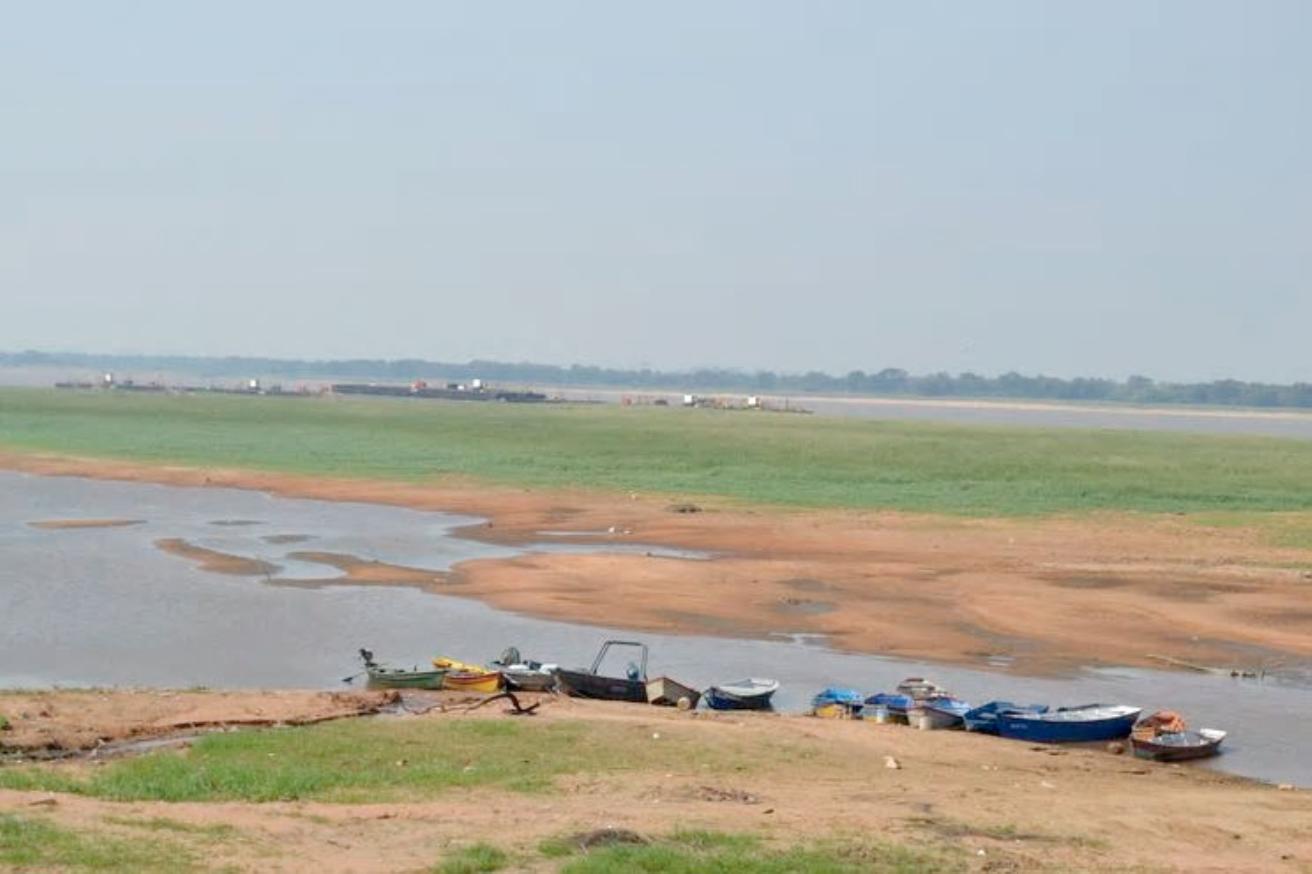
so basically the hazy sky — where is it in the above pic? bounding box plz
[3,2,1308,381]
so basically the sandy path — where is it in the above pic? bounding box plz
[4,451,1311,675]
[1,692,1309,872]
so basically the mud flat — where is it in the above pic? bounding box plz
[5,452,1311,677]
[28,518,144,530]
[0,689,1308,872]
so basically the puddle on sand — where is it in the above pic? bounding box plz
[2,470,1312,788]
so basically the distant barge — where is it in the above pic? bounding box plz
[331,382,547,403]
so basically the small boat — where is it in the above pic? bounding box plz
[864,692,914,723]
[909,695,972,730]
[704,678,779,711]
[358,649,445,690]
[811,687,864,719]
[646,676,701,709]
[896,677,947,699]
[555,640,649,703]
[864,678,946,723]
[501,667,558,692]
[432,656,502,693]
[443,670,502,693]
[963,701,1049,734]
[1131,711,1226,762]
[490,646,558,692]
[995,704,1141,743]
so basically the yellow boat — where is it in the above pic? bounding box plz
[443,670,501,692]
[433,656,482,672]
[432,656,501,693]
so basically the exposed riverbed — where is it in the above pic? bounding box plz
[2,471,1309,787]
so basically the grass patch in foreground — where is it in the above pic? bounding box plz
[4,387,1312,514]
[0,716,778,803]
[0,813,196,871]
[434,842,510,873]
[544,829,963,873]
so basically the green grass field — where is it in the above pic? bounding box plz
[2,388,1312,514]
[0,716,804,803]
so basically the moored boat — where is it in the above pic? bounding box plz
[358,649,446,690]
[994,704,1141,743]
[442,670,502,693]
[864,692,914,723]
[865,678,947,723]
[1131,711,1226,762]
[963,701,1048,734]
[490,646,558,692]
[646,676,702,708]
[910,695,972,730]
[704,678,779,711]
[555,640,649,703]
[811,687,864,719]
[501,668,558,692]
[896,677,947,699]
[432,655,502,692]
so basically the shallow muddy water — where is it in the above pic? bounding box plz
[2,472,1310,787]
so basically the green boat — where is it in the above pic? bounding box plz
[359,648,446,690]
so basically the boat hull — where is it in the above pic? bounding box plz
[963,702,1048,734]
[443,671,502,693]
[502,670,557,692]
[704,687,776,711]
[366,668,445,690]
[910,702,969,730]
[556,668,647,702]
[1132,730,1225,762]
[996,706,1141,743]
[646,676,701,708]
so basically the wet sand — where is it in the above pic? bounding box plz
[0,689,1308,872]
[4,451,1312,676]
[28,518,145,530]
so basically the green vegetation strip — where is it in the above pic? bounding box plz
[4,388,1312,514]
[0,718,788,803]
[534,830,961,874]
[0,814,197,871]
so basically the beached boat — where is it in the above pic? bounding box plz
[811,687,864,718]
[864,692,913,723]
[909,695,972,729]
[646,676,701,708]
[431,656,502,693]
[896,677,947,699]
[1131,711,1226,762]
[489,647,559,692]
[358,649,445,690]
[555,640,649,703]
[962,701,1049,734]
[442,670,502,693]
[704,678,779,711]
[865,678,947,723]
[994,704,1141,743]
[501,667,558,692]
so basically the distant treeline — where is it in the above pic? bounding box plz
[5,350,1312,410]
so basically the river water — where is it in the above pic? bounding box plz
[2,471,1309,787]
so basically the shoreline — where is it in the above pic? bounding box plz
[0,688,1308,872]
[4,450,1312,678]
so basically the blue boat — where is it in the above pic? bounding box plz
[704,678,779,711]
[812,687,864,717]
[963,701,1049,734]
[994,704,1141,743]
[912,695,973,729]
[865,691,913,711]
